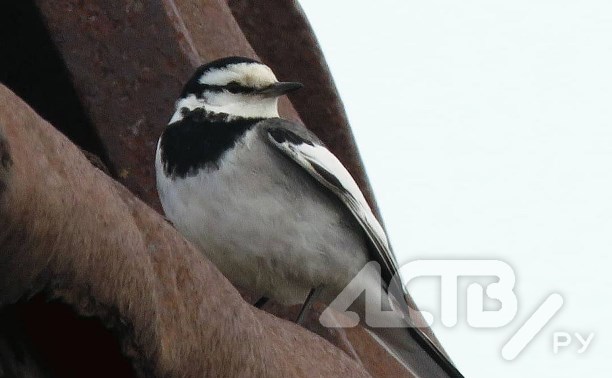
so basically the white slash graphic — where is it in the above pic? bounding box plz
[501,293,564,360]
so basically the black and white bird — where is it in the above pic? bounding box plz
[155,56,462,378]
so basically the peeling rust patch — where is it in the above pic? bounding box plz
[0,138,12,170]
[0,131,12,193]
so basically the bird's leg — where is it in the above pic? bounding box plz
[254,296,269,309]
[296,287,320,325]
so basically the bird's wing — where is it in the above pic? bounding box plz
[263,120,400,286]
[263,119,463,378]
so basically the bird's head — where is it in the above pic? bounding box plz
[170,57,302,123]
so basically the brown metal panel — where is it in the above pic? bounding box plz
[0,83,371,377]
[33,0,198,211]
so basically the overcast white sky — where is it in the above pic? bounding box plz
[300,1,611,377]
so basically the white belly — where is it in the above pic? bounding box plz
[155,130,369,305]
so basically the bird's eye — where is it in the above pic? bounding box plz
[224,81,256,94]
[225,81,244,93]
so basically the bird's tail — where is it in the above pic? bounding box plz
[343,274,464,378]
[321,264,463,377]
[360,277,464,378]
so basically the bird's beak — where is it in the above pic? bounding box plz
[256,82,303,98]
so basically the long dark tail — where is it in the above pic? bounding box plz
[321,263,464,376]
[356,275,465,378]
[366,276,464,378]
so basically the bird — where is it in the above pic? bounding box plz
[155,56,463,378]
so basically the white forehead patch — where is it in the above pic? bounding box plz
[198,63,278,88]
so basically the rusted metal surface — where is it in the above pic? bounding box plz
[34,0,197,211]
[260,301,411,377]
[0,84,371,377]
[0,1,110,167]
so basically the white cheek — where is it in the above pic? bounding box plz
[250,97,279,117]
[245,97,279,118]
[203,91,236,107]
